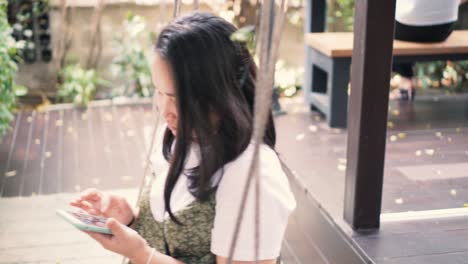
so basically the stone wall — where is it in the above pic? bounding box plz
[15,2,304,98]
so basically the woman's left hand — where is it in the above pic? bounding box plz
[83,218,153,262]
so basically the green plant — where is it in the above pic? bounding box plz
[33,0,49,17]
[327,0,355,32]
[230,24,256,53]
[58,63,108,107]
[445,61,468,92]
[0,0,27,137]
[230,20,304,98]
[110,12,153,98]
[274,60,304,97]
[415,60,468,92]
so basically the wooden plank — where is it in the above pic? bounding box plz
[21,111,46,196]
[305,32,356,57]
[343,0,396,230]
[282,208,327,264]
[89,107,113,189]
[2,111,33,197]
[387,96,468,130]
[354,218,468,261]
[18,111,37,196]
[286,170,369,263]
[37,111,51,195]
[128,105,147,161]
[97,106,125,189]
[0,120,15,181]
[120,105,143,187]
[0,113,23,197]
[384,129,468,168]
[126,106,147,181]
[110,105,137,189]
[305,31,468,57]
[141,105,156,151]
[56,110,65,193]
[84,108,99,189]
[0,191,124,263]
[40,110,61,194]
[61,109,80,193]
[75,109,94,193]
[377,251,468,264]
[133,105,151,155]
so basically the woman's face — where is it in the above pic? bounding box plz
[152,53,178,136]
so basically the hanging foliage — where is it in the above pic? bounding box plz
[110,12,154,98]
[0,0,28,138]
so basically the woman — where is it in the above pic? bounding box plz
[391,0,468,100]
[70,12,296,264]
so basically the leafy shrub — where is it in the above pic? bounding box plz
[110,12,153,98]
[416,60,468,92]
[0,0,27,137]
[58,64,108,107]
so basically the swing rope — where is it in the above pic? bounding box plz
[226,0,288,263]
[173,0,181,18]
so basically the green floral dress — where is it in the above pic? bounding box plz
[127,177,217,264]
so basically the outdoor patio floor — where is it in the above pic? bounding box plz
[0,90,467,263]
[276,90,468,216]
[275,90,468,263]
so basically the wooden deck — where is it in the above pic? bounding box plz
[276,91,468,215]
[0,99,153,197]
[1,91,468,263]
[276,91,468,263]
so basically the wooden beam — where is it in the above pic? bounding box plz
[343,0,396,230]
[303,0,326,120]
[304,31,468,58]
[304,0,326,33]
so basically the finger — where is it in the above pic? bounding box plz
[79,201,102,215]
[69,200,88,210]
[88,208,102,216]
[79,200,94,209]
[73,188,99,201]
[100,194,111,212]
[70,199,81,205]
[81,193,100,202]
[69,197,88,207]
[82,188,100,196]
[80,189,102,201]
[69,200,93,211]
[69,200,81,207]
[106,218,127,238]
[69,201,102,216]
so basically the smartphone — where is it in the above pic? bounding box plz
[56,209,113,235]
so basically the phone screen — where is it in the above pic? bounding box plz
[68,210,108,227]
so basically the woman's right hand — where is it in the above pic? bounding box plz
[69,188,135,226]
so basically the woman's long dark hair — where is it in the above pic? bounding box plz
[155,12,276,224]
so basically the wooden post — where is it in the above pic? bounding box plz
[304,0,326,33]
[86,0,105,69]
[343,0,396,230]
[303,0,326,114]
